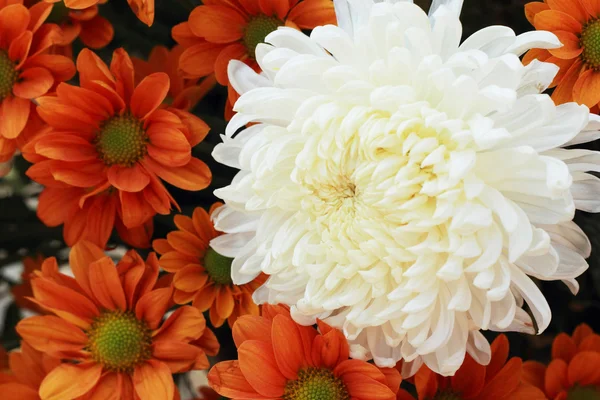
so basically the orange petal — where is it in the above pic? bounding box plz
[510,383,548,400]
[64,0,100,8]
[313,320,349,369]
[167,230,206,258]
[156,250,197,272]
[27,1,52,32]
[39,363,103,400]
[188,5,246,43]
[107,164,151,192]
[130,72,169,120]
[0,96,30,139]
[153,306,206,343]
[146,126,192,167]
[534,10,583,33]
[522,361,546,391]
[142,174,174,215]
[335,360,396,400]
[34,133,98,162]
[168,108,210,147]
[552,58,582,105]
[8,30,32,68]
[451,354,485,397]
[69,240,105,298]
[207,360,264,399]
[56,83,114,119]
[135,286,173,329]
[178,42,224,78]
[151,341,203,373]
[232,314,272,348]
[118,190,155,228]
[77,48,115,89]
[63,205,89,247]
[35,96,100,134]
[173,213,196,235]
[238,340,287,397]
[547,56,577,87]
[192,285,218,312]
[287,0,336,28]
[552,333,577,363]
[110,48,135,104]
[82,371,121,400]
[547,0,589,22]
[193,326,220,356]
[525,2,550,25]
[0,382,39,400]
[573,323,594,346]
[89,256,127,311]
[13,67,54,99]
[79,15,114,49]
[31,275,100,321]
[16,315,87,357]
[0,4,29,49]
[36,186,80,226]
[573,68,600,107]
[213,43,247,85]
[133,360,174,400]
[544,359,569,399]
[84,192,117,248]
[549,30,583,59]
[127,0,155,26]
[24,54,76,83]
[171,22,199,48]
[478,357,523,399]
[216,286,235,319]
[116,217,153,248]
[580,0,600,18]
[579,334,600,353]
[271,313,307,380]
[173,264,209,292]
[568,351,600,386]
[142,156,211,191]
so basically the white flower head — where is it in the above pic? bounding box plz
[211,0,600,376]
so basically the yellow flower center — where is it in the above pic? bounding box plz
[581,19,600,69]
[0,50,17,101]
[283,368,350,400]
[204,246,234,285]
[568,386,600,400]
[95,114,148,166]
[86,310,152,373]
[243,15,282,60]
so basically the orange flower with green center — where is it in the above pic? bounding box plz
[172,0,336,119]
[24,48,212,249]
[132,45,217,112]
[523,324,600,400]
[15,241,219,400]
[410,334,547,400]
[208,304,402,399]
[43,0,154,26]
[524,0,600,108]
[154,204,266,328]
[0,1,75,166]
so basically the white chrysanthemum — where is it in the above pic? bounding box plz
[211,0,600,376]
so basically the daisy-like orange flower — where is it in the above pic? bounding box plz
[11,254,46,313]
[0,0,75,164]
[132,45,217,112]
[15,240,219,400]
[0,341,61,399]
[43,0,154,26]
[24,48,211,249]
[154,204,266,328]
[172,0,336,118]
[208,304,401,399]
[524,0,600,107]
[411,335,546,400]
[523,324,600,399]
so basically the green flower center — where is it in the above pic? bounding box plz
[86,311,152,373]
[283,368,350,400]
[242,15,282,60]
[432,391,462,400]
[47,2,71,24]
[568,386,600,400]
[0,50,17,101]
[581,19,600,69]
[204,247,234,285]
[95,114,148,166]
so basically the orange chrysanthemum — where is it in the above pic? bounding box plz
[523,324,600,399]
[24,48,212,249]
[0,0,75,164]
[0,341,61,399]
[132,45,217,112]
[153,204,266,328]
[15,240,219,400]
[43,0,154,26]
[411,335,546,400]
[208,304,401,399]
[524,0,600,108]
[11,254,46,313]
[172,0,336,118]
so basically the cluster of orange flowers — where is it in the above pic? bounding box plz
[2,0,600,398]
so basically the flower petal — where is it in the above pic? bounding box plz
[188,5,246,43]
[107,164,151,192]
[153,306,206,343]
[13,67,54,99]
[130,72,169,120]
[238,340,287,397]
[132,360,174,400]
[207,360,265,399]
[16,315,87,357]
[142,156,211,191]
[0,96,30,139]
[39,363,103,400]
[573,68,600,108]
[89,256,127,311]
[135,286,173,330]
